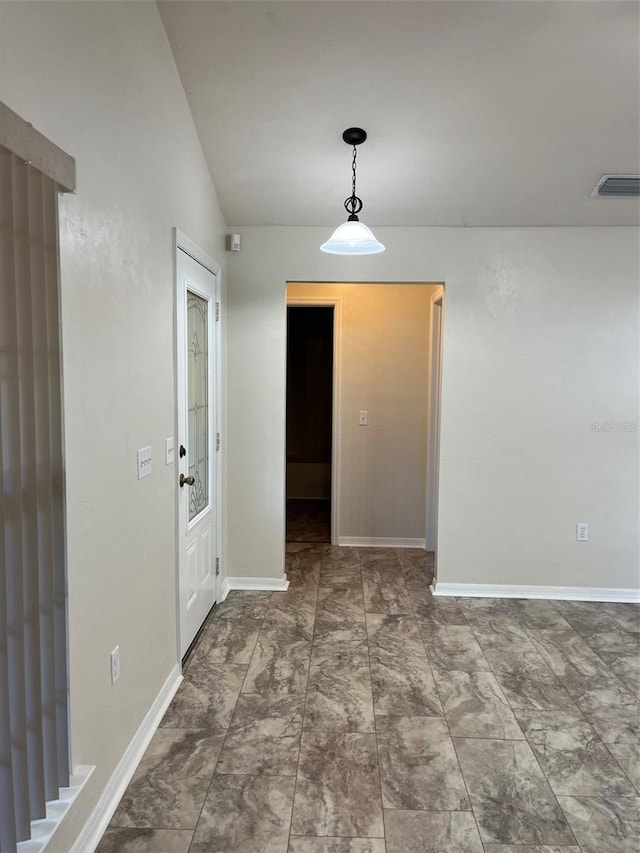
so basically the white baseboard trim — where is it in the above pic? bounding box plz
[339,537,426,549]
[433,581,640,603]
[70,664,183,853]
[220,575,289,601]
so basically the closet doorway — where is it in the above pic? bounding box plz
[286,302,339,544]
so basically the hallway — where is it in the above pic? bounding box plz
[98,546,640,852]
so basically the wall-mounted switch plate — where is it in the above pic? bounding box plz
[137,446,152,480]
[359,411,368,426]
[165,437,175,465]
[110,646,120,685]
[576,522,589,542]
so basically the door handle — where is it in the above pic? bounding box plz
[180,474,195,487]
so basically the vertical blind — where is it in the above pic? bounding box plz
[0,144,69,850]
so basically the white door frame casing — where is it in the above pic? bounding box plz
[285,293,342,546]
[173,228,223,661]
[426,285,444,562]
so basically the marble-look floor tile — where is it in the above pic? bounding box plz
[608,743,640,792]
[264,590,317,640]
[191,774,295,853]
[526,628,619,697]
[482,649,559,682]
[359,547,400,565]
[597,651,640,699]
[422,624,490,672]
[376,716,469,810]
[483,847,580,852]
[216,693,303,775]
[603,602,640,634]
[495,673,579,712]
[362,565,413,614]
[193,616,263,665]
[315,585,365,629]
[412,593,467,627]
[516,709,636,796]
[398,562,433,592]
[575,682,640,743]
[367,613,442,716]
[470,617,536,653]
[384,810,482,853]
[311,624,369,667]
[161,660,246,731]
[304,664,374,732]
[434,669,523,739]
[291,732,384,837]
[505,599,572,630]
[553,600,626,635]
[243,625,311,694]
[454,737,574,845]
[288,839,386,853]
[557,794,640,853]
[110,729,224,829]
[580,625,640,654]
[212,591,272,620]
[96,828,193,853]
[456,597,512,622]
[322,547,361,571]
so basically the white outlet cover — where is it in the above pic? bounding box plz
[576,523,589,541]
[137,446,152,480]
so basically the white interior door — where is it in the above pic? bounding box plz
[177,247,218,657]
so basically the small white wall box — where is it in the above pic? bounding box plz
[227,233,241,252]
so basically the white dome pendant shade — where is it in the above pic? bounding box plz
[320,127,385,256]
[320,219,385,255]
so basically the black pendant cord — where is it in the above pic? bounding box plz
[344,144,363,221]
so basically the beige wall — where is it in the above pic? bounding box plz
[0,2,227,849]
[288,283,436,541]
[227,227,639,592]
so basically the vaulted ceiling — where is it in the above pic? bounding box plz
[158,1,639,226]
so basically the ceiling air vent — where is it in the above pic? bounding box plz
[591,175,640,197]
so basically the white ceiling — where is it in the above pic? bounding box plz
[158,1,639,226]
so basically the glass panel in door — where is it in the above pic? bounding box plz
[187,290,209,521]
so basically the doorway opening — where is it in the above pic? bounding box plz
[286,305,334,543]
[285,282,444,591]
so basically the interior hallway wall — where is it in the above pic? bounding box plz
[0,3,227,849]
[287,283,434,542]
[226,227,639,593]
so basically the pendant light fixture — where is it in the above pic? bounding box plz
[320,127,385,255]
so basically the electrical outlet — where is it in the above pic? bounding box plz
[110,646,121,684]
[576,523,589,542]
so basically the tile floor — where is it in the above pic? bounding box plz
[98,545,640,852]
[286,499,331,543]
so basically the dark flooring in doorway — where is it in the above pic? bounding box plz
[286,498,330,543]
[97,545,640,852]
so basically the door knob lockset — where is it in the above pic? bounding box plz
[180,474,195,487]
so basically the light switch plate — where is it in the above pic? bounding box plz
[165,437,175,465]
[359,411,368,426]
[137,446,152,480]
